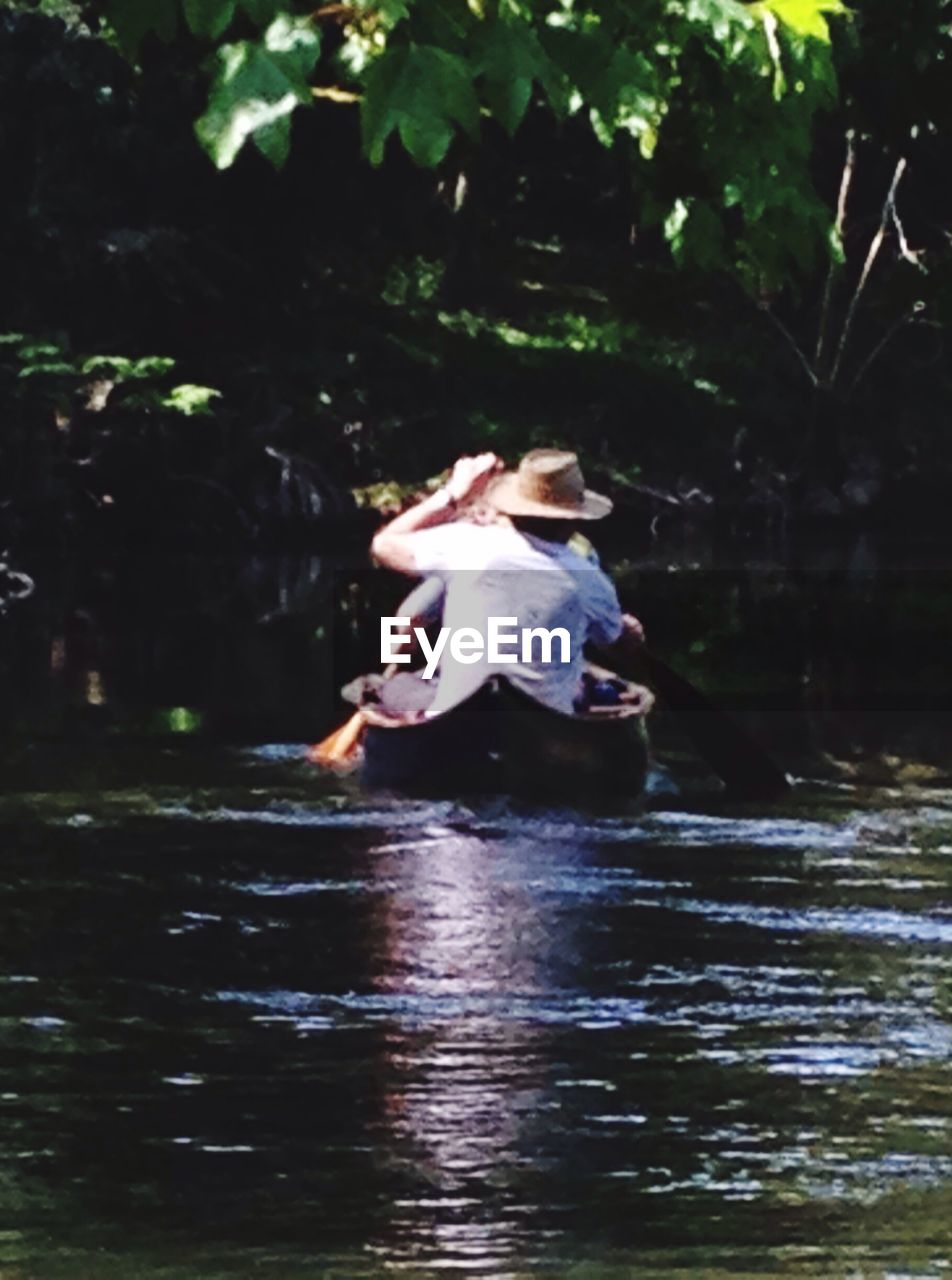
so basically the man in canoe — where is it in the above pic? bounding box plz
[370,448,646,719]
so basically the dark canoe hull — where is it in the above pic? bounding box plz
[361,680,649,798]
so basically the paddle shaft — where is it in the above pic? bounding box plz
[623,647,790,800]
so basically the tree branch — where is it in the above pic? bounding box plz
[830,154,908,386]
[761,304,819,387]
[891,199,926,271]
[814,130,855,376]
[848,306,925,397]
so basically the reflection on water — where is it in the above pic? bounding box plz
[367,831,571,1272]
[2,756,952,1275]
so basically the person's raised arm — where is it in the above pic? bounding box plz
[371,453,501,575]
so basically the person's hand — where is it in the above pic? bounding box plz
[621,613,645,647]
[445,453,501,505]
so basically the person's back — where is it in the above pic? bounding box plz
[371,449,644,717]
[404,519,621,715]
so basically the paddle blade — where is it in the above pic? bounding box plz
[635,649,790,800]
[309,711,366,767]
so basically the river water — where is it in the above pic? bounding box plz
[2,546,951,1277]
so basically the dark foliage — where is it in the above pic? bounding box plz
[1,5,952,550]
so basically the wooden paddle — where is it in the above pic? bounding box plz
[308,707,366,767]
[628,646,790,800]
[309,662,399,768]
[311,576,447,768]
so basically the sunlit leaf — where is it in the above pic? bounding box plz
[18,341,66,359]
[82,355,176,379]
[195,14,321,168]
[18,362,77,379]
[589,48,663,153]
[685,0,756,45]
[758,0,847,41]
[163,384,222,415]
[664,198,691,262]
[827,222,846,265]
[156,707,204,734]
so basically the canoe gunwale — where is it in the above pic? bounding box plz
[353,672,653,732]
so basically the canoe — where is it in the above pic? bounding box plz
[342,669,652,797]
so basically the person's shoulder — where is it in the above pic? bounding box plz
[561,543,618,600]
[557,541,604,572]
[463,520,526,552]
[412,519,505,572]
[411,520,483,547]
[451,520,509,552]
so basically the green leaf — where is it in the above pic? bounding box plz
[474,20,559,136]
[195,14,321,169]
[581,43,665,153]
[163,384,222,415]
[827,222,846,265]
[81,355,176,379]
[183,0,236,39]
[664,197,728,270]
[355,0,410,26]
[238,0,281,23]
[540,26,612,105]
[18,341,66,359]
[248,114,292,166]
[685,201,727,270]
[155,706,204,734]
[18,362,77,379]
[541,27,666,145]
[397,112,456,168]
[685,0,756,45]
[757,0,846,41]
[104,0,177,55]
[361,44,480,168]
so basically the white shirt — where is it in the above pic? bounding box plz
[403,522,623,717]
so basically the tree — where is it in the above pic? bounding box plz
[87,0,846,286]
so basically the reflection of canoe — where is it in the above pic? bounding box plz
[347,671,652,797]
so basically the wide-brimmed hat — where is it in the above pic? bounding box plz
[488,449,612,521]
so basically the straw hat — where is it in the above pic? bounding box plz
[488,449,612,521]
